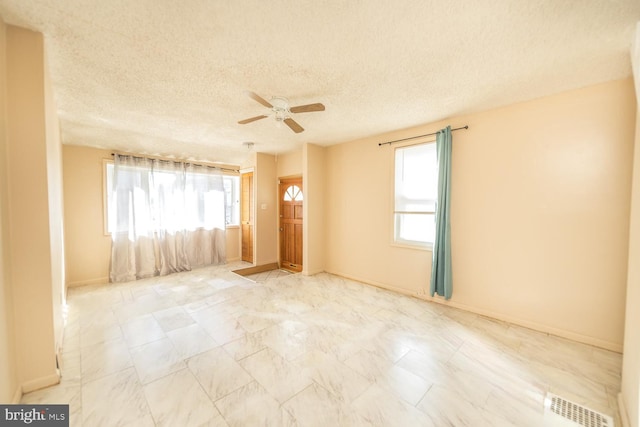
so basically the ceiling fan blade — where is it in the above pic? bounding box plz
[248,91,273,108]
[238,115,268,124]
[284,118,304,133]
[289,103,325,114]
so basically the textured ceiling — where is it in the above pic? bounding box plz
[0,1,639,165]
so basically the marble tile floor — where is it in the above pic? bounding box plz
[21,262,622,426]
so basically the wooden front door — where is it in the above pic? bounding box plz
[279,178,303,272]
[241,172,254,263]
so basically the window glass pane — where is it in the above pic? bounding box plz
[106,163,115,233]
[395,143,437,212]
[223,176,240,226]
[284,185,303,202]
[395,213,435,244]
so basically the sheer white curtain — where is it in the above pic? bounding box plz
[109,155,226,283]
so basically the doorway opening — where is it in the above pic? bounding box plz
[241,171,254,264]
[279,178,303,272]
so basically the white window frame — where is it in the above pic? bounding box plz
[223,174,240,227]
[103,159,113,236]
[392,140,438,250]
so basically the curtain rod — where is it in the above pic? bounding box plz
[378,125,469,147]
[111,152,239,173]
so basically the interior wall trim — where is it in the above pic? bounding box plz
[618,392,631,427]
[21,370,60,394]
[67,277,109,288]
[11,386,22,404]
[302,268,324,276]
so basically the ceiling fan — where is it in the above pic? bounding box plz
[238,91,325,133]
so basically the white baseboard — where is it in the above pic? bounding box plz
[327,270,425,298]
[327,269,623,353]
[303,269,324,276]
[21,370,60,394]
[420,293,622,353]
[11,386,22,404]
[618,392,631,427]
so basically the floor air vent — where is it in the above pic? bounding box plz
[544,393,614,427]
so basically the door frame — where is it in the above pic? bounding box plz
[240,168,255,265]
[278,177,303,272]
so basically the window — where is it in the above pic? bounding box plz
[283,185,303,202]
[105,162,240,233]
[105,162,115,234]
[223,175,240,226]
[394,142,438,246]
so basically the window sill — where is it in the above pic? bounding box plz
[226,225,240,229]
[391,241,433,252]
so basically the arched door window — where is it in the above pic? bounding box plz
[283,185,303,202]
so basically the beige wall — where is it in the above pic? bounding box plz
[303,143,326,275]
[326,78,636,352]
[255,153,278,265]
[277,149,302,178]
[5,24,61,392]
[63,145,112,286]
[226,226,241,262]
[621,22,640,427]
[0,16,19,404]
[622,107,640,427]
[63,145,242,285]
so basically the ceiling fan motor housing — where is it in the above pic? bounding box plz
[270,97,290,121]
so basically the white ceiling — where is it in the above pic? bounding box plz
[0,1,639,165]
